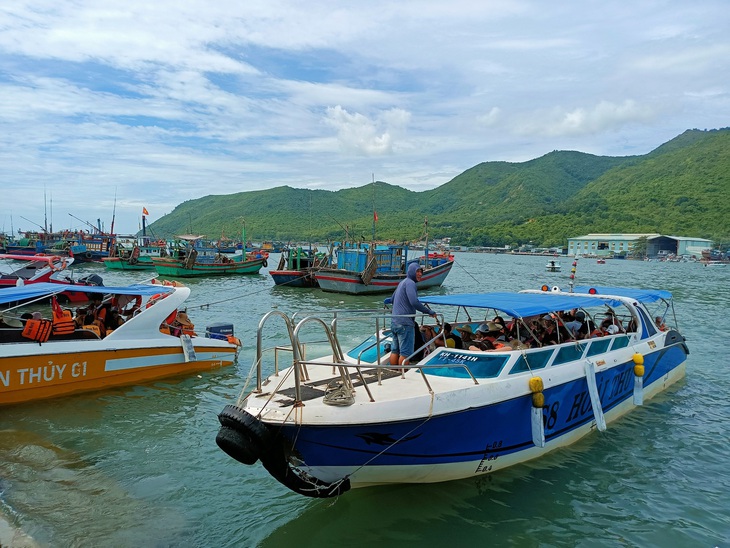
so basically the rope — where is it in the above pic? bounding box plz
[450,259,482,286]
[343,392,436,475]
[185,279,284,311]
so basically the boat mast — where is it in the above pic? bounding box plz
[44,186,48,233]
[424,216,429,263]
[110,190,117,237]
[371,173,376,242]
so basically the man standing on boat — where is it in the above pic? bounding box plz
[389,263,436,367]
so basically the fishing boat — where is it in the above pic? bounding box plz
[596,258,606,264]
[151,235,267,278]
[314,243,453,295]
[216,284,688,497]
[269,247,332,288]
[102,236,174,271]
[546,259,561,272]
[0,281,240,406]
[0,254,74,288]
[152,253,265,278]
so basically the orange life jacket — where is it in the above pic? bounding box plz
[51,296,76,336]
[52,310,76,336]
[22,319,53,343]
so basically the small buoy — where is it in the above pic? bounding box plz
[529,376,545,408]
[528,376,544,393]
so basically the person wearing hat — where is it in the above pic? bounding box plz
[475,322,506,350]
[563,311,584,340]
[539,315,559,345]
[388,263,437,367]
[455,324,475,346]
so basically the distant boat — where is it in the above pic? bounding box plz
[704,261,727,267]
[102,236,174,271]
[0,254,74,288]
[152,252,266,278]
[270,247,331,288]
[597,258,606,264]
[314,243,454,295]
[545,259,561,272]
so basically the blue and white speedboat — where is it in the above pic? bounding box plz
[217,285,689,498]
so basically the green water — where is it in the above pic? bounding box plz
[1,254,728,547]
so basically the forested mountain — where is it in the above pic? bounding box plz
[146,128,730,247]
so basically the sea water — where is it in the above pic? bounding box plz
[0,253,728,547]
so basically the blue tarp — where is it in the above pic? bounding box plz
[0,282,173,306]
[419,292,613,319]
[570,286,672,304]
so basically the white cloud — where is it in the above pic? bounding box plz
[513,100,658,138]
[0,0,727,233]
[324,106,411,156]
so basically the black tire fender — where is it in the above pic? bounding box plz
[216,405,271,465]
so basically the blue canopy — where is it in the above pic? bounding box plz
[0,282,174,307]
[570,286,672,304]
[419,292,613,319]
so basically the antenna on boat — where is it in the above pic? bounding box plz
[68,213,98,233]
[110,189,117,236]
[371,174,377,242]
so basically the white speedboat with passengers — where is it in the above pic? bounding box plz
[217,285,688,498]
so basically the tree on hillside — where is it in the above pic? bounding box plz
[632,236,648,259]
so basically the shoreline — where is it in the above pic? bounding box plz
[0,511,38,548]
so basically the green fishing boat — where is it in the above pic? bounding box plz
[151,251,266,278]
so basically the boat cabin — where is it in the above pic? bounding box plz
[336,243,407,274]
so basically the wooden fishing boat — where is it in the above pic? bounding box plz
[269,247,331,288]
[152,251,265,278]
[102,236,174,271]
[314,243,453,295]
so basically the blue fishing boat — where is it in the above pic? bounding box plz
[217,284,688,497]
[314,242,453,295]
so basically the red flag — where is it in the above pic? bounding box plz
[374,211,378,222]
[51,296,64,319]
[142,207,149,216]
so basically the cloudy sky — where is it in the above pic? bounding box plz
[1,1,728,235]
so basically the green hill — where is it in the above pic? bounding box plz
[145,128,730,247]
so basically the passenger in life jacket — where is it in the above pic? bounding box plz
[169,310,195,336]
[473,322,506,351]
[105,307,125,333]
[654,316,667,331]
[89,295,109,337]
[539,316,560,345]
[74,307,88,329]
[591,318,615,337]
